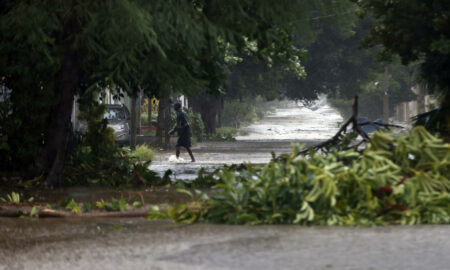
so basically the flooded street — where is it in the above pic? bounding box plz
[150,99,343,180]
[2,99,448,270]
[3,0,447,269]
[1,218,449,270]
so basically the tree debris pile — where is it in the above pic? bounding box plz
[150,127,450,225]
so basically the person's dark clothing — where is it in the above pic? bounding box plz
[170,110,192,148]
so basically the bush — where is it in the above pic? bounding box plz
[222,100,258,128]
[0,83,52,172]
[64,102,158,187]
[208,127,237,141]
[151,127,450,225]
[142,128,155,136]
[185,108,205,141]
[128,144,154,163]
[141,112,148,125]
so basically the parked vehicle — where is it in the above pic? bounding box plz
[76,104,131,145]
[103,104,131,145]
[357,116,382,135]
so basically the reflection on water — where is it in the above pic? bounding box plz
[149,98,343,180]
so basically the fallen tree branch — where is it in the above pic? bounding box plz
[0,205,151,218]
[297,96,402,155]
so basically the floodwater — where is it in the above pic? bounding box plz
[1,218,449,270]
[1,98,449,270]
[150,98,343,180]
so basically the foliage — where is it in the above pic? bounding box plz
[0,79,53,172]
[0,192,20,203]
[141,112,157,126]
[0,0,368,185]
[60,198,82,214]
[142,128,156,136]
[0,191,34,203]
[96,198,128,212]
[172,168,219,189]
[64,144,160,187]
[413,109,450,141]
[64,100,136,187]
[184,108,205,141]
[128,144,154,163]
[140,112,148,126]
[222,1,360,102]
[54,197,140,213]
[329,61,417,120]
[356,0,449,88]
[355,0,450,135]
[151,127,450,225]
[208,127,238,141]
[147,189,209,224]
[78,101,116,153]
[298,17,416,119]
[222,99,259,128]
[64,98,159,187]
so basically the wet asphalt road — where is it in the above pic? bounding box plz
[1,218,449,270]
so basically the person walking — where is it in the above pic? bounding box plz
[168,102,195,162]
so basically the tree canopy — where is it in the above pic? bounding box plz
[354,0,450,136]
[1,0,355,185]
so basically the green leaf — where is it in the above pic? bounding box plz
[176,188,193,198]
[146,211,168,220]
[30,206,38,217]
[133,201,143,208]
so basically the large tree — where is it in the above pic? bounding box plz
[292,17,417,119]
[1,0,169,186]
[1,0,349,185]
[199,0,361,132]
[354,0,450,136]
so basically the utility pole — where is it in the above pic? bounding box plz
[382,66,390,123]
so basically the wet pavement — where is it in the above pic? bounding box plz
[150,99,343,180]
[2,99,448,270]
[1,218,449,270]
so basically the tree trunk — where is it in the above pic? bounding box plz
[156,98,162,139]
[192,93,221,134]
[43,14,81,187]
[147,97,152,128]
[156,98,171,147]
[163,98,171,147]
[136,89,142,135]
[217,96,224,128]
[130,95,137,150]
